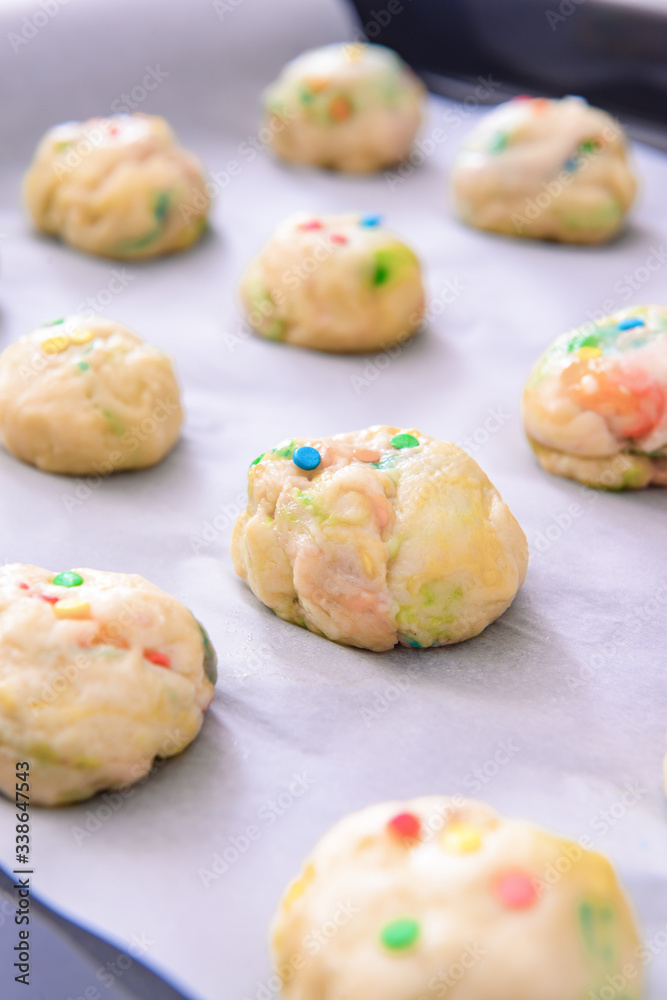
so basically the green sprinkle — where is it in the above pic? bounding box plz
[580,140,598,154]
[380,917,420,951]
[272,441,295,459]
[373,255,391,286]
[52,571,83,588]
[488,131,509,153]
[251,454,264,466]
[43,318,65,326]
[197,621,218,685]
[77,362,89,371]
[153,190,170,223]
[391,433,419,449]
[103,410,124,435]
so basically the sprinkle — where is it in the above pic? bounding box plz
[564,157,578,172]
[283,863,315,909]
[329,95,353,122]
[197,621,218,684]
[153,191,170,223]
[144,649,171,668]
[488,132,508,153]
[19,582,29,590]
[43,318,65,326]
[387,812,421,842]
[53,599,91,620]
[52,571,83,588]
[494,871,538,910]
[380,918,420,952]
[306,77,329,93]
[42,336,69,355]
[513,94,532,101]
[359,214,382,227]
[251,454,264,466]
[532,97,549,113]
[293,446,321,471]
[355,448,381,463]
[77,362,90,371]
[580,139,598,154]
[40,595,59,605]
[618,318,645,330]
[298,220,323,231]
[577,346,602,360]
[330,233,348,245]
[391,433,419,449]
[68,328,95,345]
[441,823,482,854]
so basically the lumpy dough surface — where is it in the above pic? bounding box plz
[240,213,425,353]
[232,426,528,651]
[23,113,209,259]
[451,96,637,244]
[0,314,183,475]
[523,305,667,489]
[263,42,425,173]
[272,796,642,1000]
[0,564,217,806]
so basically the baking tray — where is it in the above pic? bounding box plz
[0,0,665,997]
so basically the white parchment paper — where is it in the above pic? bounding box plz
[0,0,665,997]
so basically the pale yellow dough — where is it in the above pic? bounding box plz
[263,42,425,173]
[0,564,217,806]
[0,315,183,475]
[240,213,425,352]
[23,113,209,259]
[451,96,637,244]
[272,796,642,1000]
[232,426,528,651]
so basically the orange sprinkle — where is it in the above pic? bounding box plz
[329,96,353,122]
[144,649,171,668]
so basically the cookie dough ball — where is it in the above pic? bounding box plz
[232,426,527,651]
[272,796,642,1000]
[23,113,209,259]
[523,305,667,490]
[0,564,217,806]
[240,213,424,352]
[0,314,183,475]
[451,96,637,244]
[263,43,425,173]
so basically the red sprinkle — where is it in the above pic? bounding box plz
[494,871,538,910]
[387,812,421,842]
[19,583,29,590]
[40,595,59,605]
[299,220,323,231]
[513,94,532,101]
[330,233,348,245]
[144,649,171,668]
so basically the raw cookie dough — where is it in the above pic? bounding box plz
[272,796,642,1000]
[23,113,209,259]
[523,305,667,489]
[451,96,637,244]
[240,213,424,352]
[232,426,528,651]
[0,564,217,806]
[262,42,425,173]
[0,314,183,475]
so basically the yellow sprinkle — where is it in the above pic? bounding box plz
[42,336,70,355]
[68,328,95,345]
[344,42,364,62]
[440,823,483,854]
[283,863,315,909]
[53,599,91,620]
[360,551,374,577]
[577,346,602,360]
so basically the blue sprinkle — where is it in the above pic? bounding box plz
[564,157,578,172]
[359,214,382,227]
[618,318,645,330]
[293,446,321,471]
